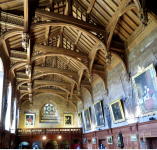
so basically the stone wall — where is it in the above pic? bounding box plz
[18,93,78,128]
[79,26,157,133]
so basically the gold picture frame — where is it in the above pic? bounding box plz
[107,136,113,144]
[132,64,157,117]
[83,108,92,131]
[92,138,96,144]
[78,112,82,126]
[64,114,73,126]
[24,113,35,126]
[93,100,105,127]
[109,98,125,124]
[130,134,137,142]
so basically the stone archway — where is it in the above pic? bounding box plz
[45,140,58,149]
[32,141,43,149]
[60,140,69,149]
[19,141,30,149]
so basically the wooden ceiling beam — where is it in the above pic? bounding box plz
[34,9,105,33]
[34,79,71,87]
[87,0,96,14]
[74,31,82,45]
[89,42,100,74]
[24,0,29,33]
[34,66,78,77]
[33,44,88,58]
[34,89,66,94]
[45,26,50,45]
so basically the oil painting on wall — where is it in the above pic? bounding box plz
[93,100,104,127]
[109,98,125,123]
[132,64,157,117]
[64,114,73,126]
[78,112,82,126]
[83,108,91,131]
[25,114,35,126]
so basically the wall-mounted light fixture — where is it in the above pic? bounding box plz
[43,136,46,140]
[58,135,61,139]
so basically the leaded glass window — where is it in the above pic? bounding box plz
[43,103,54,114]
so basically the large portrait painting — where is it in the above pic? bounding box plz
[93,100,104,127]
[24,114,35,126]
[83,108,91,131]
[78,112,82,126]
[64,114,73,126]
[132,64,157,117]
[109,98,125,123]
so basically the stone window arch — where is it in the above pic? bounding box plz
[40,102,60,123]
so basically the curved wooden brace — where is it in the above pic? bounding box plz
[16,81,29,90]
[81,87,92,100]
[30,21,107,52]
[111,51,127,73]
[10,62,26,77]
[133,0,141,12]
[33,84,70,94]
[0,30,23,57]
[89,45,101,74]
[93,73,107,90]
[33,93,66,101]
[106,3,139,51]
[20,92,29,100]
[33,73,77,85]
[31,53,88,72]
[120,3,137,16]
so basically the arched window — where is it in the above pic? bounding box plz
[5,82,12,131]
[0,58,4,122]
[44,103,54,114]
[11,99,17,133]
[40,102,59,123]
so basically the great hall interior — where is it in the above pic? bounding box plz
[1,0,157,149]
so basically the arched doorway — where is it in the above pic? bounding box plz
[71,139,80,149]
[32,141,43,149]
[45,140,58,149]
[19,141,29,149]
[60,140,69,149]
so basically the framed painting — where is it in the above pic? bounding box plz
[92,138,96,144]
[78,112,82,126]
[130,134,137,142]
[93,100,104,127]
[109,98,125,123]
[24,114,35,126]
[64,114,73,126]
[83,138,86,144]
[132,64,157,117]
[107,136,113,144]
[83,108,91,131]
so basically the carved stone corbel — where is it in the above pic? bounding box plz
[124,73,130,83]
[25,65,32,76]
[140,7,148,25]
[27,83,32,92]
[22,33,29,51]
[77,87,81,95]
[65,102,69,108]
[104,89,109,96]
[69,96,73,102]
[88,73,93,83]
[106,52,111,65]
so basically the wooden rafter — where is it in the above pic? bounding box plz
[86,0,96,14]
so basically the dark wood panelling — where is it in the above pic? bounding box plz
[82,120,157,149]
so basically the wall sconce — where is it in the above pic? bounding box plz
[58,135,61,139]
[43,136,46,140]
